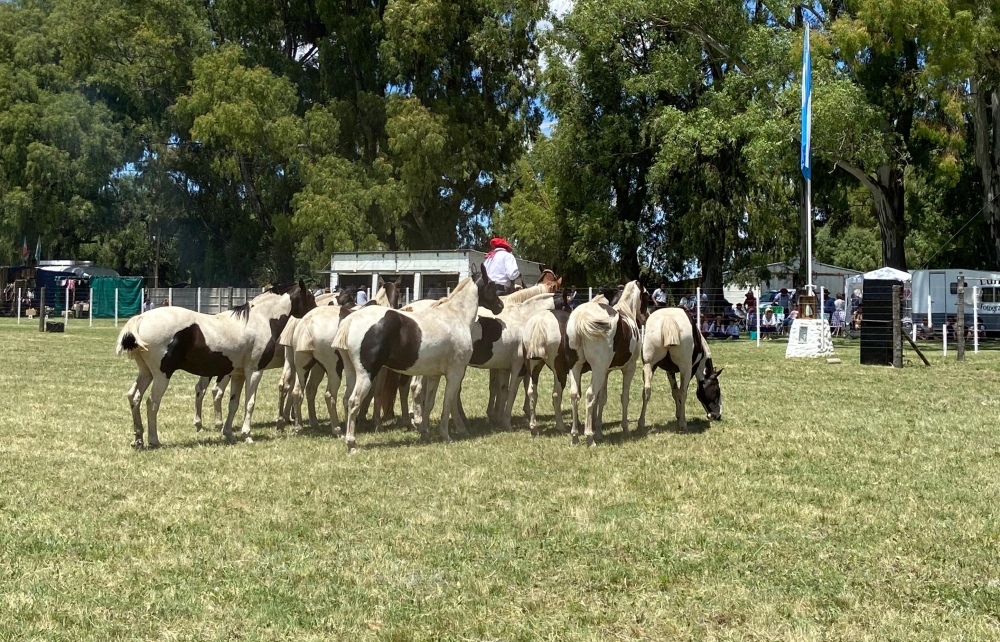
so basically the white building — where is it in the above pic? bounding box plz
[325,250,546,302]
[723,259,862,303]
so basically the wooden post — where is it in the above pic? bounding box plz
[38,286,46,332]
[956,276,965,362]
[892,285,902,368]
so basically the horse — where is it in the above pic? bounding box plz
[636,307,723,432]
[521,291,580,437]
[115,280,316,447]
[566,280,647,446]
[285,280,402,436]
[193,288,349,433]
[333,268,504,452]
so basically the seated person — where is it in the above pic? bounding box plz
[783,308,799,328]
[725,318,741,340]
[734,303,747,322]
[760,307,779,336]
[967,321,986,339]
[701,318,713,335]
[708,315,728,339]
[746,310,757,329]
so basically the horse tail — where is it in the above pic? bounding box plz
[660,312,682,347]
[332,314,354,351]
[115,315,146,356]
[379,370,400,417]
[524,317,550,361]
[567,308,612,349]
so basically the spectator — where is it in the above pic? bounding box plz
[743,289,757,311]
[774,287,791,311]
[567,286,578,308]
[734,303,747,323]
[701,317,712,335]
[746,308,757,329]
[356,285,368,306]
[483,237,521,293]
[160,298,170,307]
[142,298,153,313]
[314,285,325,297]
[652,283,668,308]
[823,293,836,319]
[725,318,741,340]
[967,320,986,340]
[784,308,799,330]
[708,315,728,339]
[723,302,736,319]
[831,299,847,335]
[760,307,779,338]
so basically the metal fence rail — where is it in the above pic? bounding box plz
[145,287,263,314]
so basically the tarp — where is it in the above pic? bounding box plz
[91,276,143,318]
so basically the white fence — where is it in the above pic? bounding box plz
[145,287,263,314]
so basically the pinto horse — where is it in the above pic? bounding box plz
[566,280,648,446]
[334,269,503,452]
[115,280,315,447]
[636,307,722,432]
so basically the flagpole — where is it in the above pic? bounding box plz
[807,178,813,295]
[801,24,814,296]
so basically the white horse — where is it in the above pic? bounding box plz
[115,280,315,447]
[566,280,647,446]
[636,307,723,431]
[277,280,400,430]
[333,270,504,452]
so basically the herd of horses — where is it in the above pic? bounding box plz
[114,268,723,451]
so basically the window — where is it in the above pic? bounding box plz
[981,288,996,303]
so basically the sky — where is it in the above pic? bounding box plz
[549,0,574,17]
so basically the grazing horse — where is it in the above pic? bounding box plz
[636,307,723,432]
[566,280,647,446]
[115,280,315,447]
[334,269,504,452]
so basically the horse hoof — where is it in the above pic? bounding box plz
[243,436,254,445]
[131,439,144,450]
[346,439,357,453]
[571,434,580,446]
[194,422,203,432]
[147,442,161,450]
[586,436,596,448]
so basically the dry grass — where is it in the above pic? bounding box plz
[1,319,1000,640]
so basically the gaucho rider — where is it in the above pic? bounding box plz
[483,237,523,294]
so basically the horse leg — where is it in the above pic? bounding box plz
[417,376,440,441]
[585,366,610,448]
[324,364,342,438]
[212,376,229,433]
[305,363,325,431]
[408,376,424,430]
[193,376,211,431]
[619,360,637,436]
[439,369,466,443]
[238,369,265,444]
[526,360,540,437]
[595,377,608,440]
[486,370,499,423]
[568,365,584,445]
[126,363,153,448]
[451,382,469,437]
[276,356,294,430]
[291,356,310,434]
[370,368,387,431]
[144,373,170,449]
[343,364,372,453]
[551,363,566,434]
[397,375,412,429]
[669,371,687,431]
[522,372,531,419]
[637,362,654,433]
[222,372,245,442]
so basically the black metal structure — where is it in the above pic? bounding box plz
[860,278,902,365]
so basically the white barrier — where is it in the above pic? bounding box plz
[115,288,119,327]
[755,286,761,348]
[696,287,701,331]
[943,323,947,356]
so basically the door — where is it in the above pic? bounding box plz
[929,272,947,326]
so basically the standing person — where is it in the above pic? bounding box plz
[142,298,153,313]
[483,237,521,293]
[652,283,668,308]
[775,288,791,311]
[743,289,756,312]
[567,286,578,308]
[356,285,368,306]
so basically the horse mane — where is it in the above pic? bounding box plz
[267,282,298,295]
[501,283,549,305]
[614,281,645,319]
[230,302,251,322]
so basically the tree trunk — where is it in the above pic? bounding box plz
[972,78,1000,266]
[872,165,907,270]
[699,223,726,317]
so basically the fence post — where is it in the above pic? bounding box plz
[956,276,965,362]
[168,287,173,306]
[65,284,71,326]
[115,288,119,327]
[927,294,932,329]
[696,286,702,330]
[16,288,20,324]
[973,286,979,354]
[446,286,451,297]
[38,286,46,332]
[755,286,761,348]
[588,287,593,302]
[89,286,94,327]
[892,285,902,368]
[942,323,947,356]
[405,287,411,306]
[197,287,202,313]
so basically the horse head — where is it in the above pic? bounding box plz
[288,279,317,318]
[696,363,723,421]
[475,262,504,314]
[336,287,356,307]
[378,277,403,309]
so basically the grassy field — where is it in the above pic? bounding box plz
[2,319,1000,640]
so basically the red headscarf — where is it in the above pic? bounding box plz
[485,237,513,260]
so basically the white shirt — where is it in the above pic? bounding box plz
[356,290,368,305]
[483,249,520,287]
[652,288,668,304]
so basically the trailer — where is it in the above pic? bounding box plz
[910,269,1000,332]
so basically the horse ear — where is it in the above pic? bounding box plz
[479,263,488,281]
[714,368,724,378]
[378,276,385,288]
[394,277,402,286]
[298,278,307,293]
[556,276,563,287]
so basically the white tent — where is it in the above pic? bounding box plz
[861,267,911,282]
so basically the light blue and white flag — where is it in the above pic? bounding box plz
[800,24,812,181]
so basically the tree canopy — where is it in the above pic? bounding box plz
[0,0,995,286]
